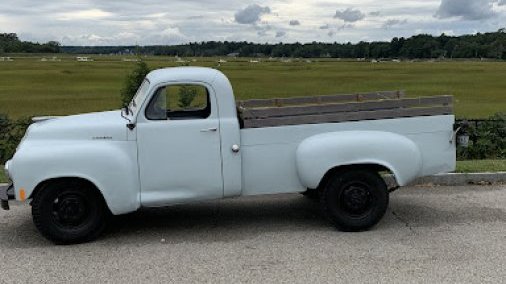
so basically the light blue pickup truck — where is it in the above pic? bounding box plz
[2,67,462,244]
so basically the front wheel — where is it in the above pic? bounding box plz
[32,180,109,244]
[320,170,389,232]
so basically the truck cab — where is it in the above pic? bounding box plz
[129,67,242,206]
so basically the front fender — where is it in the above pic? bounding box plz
[296,131,422,188]
[9,140,140,215]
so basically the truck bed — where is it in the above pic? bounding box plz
[239,115,456,196]
[237,91,453,128]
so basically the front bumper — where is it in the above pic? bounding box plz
[0,183,15,210]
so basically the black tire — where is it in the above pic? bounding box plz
[32,180,110,244]
[301,188,320,201]
[320,170,388,232]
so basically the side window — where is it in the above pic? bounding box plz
[146,84,211,120]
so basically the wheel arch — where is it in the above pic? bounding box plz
[316,163,393,191]
[295,130,423,188]
[30,176,110,213]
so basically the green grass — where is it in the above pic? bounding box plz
[0,55,505,118]
[456,160,506,173]
[0,160,504,183]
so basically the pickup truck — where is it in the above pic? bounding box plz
[1,67,461,244]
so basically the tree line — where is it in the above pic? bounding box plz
[2,29,506,59]
[0,33,60,54]
[62,29,506,59]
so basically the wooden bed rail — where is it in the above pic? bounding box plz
[237,90,405,108]
[237,91,453,128]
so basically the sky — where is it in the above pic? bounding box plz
[1,0,506,46]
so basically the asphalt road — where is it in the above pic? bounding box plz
[0,185,505,283]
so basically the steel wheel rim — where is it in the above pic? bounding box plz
[51,192,91,228]
[338,181,374,217]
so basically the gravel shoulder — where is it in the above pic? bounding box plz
[0,185,505,283]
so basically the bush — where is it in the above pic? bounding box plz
[119,61,150,107]
[0,110,503,165]
[0,115,31,164]
[178,85,198,108]
[0,114,9,162]
[457,113,506,160]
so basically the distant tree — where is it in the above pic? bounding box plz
[0,33,61,53]
[178,86,198,108]
[1,29,502,60]
[120,61,150,107]
[0,33,19,41]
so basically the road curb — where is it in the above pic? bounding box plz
[385,172,506,187]
[2,173,506,189]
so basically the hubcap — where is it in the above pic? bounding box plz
[339,182,373,216]
[52,193,89,227]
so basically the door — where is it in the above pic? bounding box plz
[136,83,223,207]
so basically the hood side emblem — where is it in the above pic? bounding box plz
[92,136,113,140]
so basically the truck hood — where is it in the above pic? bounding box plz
[24,110,128,142]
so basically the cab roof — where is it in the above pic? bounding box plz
[145,67,222,86]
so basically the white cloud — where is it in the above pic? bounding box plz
[57,9,112,21]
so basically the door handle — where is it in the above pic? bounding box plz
[232,144,240,153]
[200,127,218,132]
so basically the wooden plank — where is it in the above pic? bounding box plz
[242,96,453,119]
[356,90,405,101]
[243,95,451,119]
[243,106,453,128]
[238,90,405,108]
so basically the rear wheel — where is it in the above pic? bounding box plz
[320,170,388,231]
[32,180,109,244]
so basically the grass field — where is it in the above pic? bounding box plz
[1,161,504,183]
[0,55,505,118]
[456,160,506,173]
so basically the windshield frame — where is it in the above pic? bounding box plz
[128,79,151,116]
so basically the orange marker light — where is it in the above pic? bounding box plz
[19,189,26,201]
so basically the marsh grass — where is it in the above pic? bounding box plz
[0,55,505,118]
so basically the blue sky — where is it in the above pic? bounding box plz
[1,0,506,45]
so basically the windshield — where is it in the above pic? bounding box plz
[128,79,150,114]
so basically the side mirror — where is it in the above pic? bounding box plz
[121,106,136,130]
[455,120,470,148]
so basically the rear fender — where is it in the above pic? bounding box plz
[295,131,422,188]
